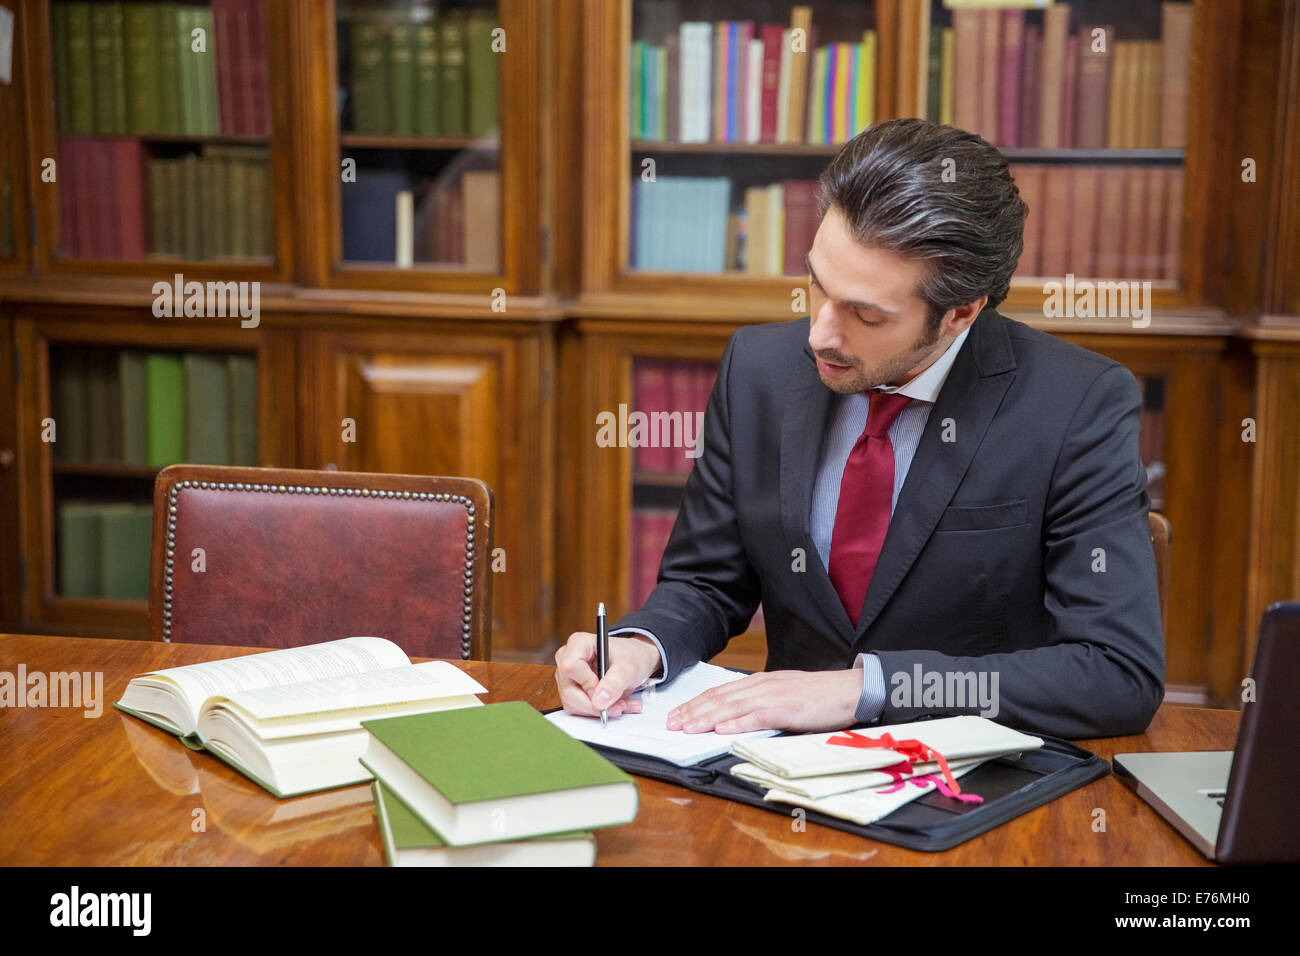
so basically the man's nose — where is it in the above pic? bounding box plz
[809,302,845,351]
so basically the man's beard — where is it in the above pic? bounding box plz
[815,321,944,394]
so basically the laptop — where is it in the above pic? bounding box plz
[1113,601,1300,864]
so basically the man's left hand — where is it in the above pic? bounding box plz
[665,666,863,734]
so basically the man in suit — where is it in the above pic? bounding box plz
[555,118,1164,739]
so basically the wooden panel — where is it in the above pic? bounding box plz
[303,326,553,660]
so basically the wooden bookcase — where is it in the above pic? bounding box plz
[0,0,1296,698]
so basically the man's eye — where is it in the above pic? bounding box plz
[855,311,881,326]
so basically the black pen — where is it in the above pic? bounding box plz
[597,602,608,728]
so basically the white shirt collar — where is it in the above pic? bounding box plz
[873,324,971,403]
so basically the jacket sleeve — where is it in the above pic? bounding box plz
[871,363,1166,738]
[609,331,762,683]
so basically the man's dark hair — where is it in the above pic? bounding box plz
[816,118,1027,326]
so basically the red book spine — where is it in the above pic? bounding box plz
[211,0,235,134]
[91,141,118,260]
[116,139,148,260]
[59,137,80,258]
[629,510,646,609]
[998,10,1024,147]
[635,360,668,472]
[667,361,690,473]
[247,0,270,136]
[449,178,464,263]
[1014,164,1043,278]
[759,23,783,142]
[74,138,95,259]
[1019,25,1041,148]
[781,179,816,278]
[1059,33,1080,149]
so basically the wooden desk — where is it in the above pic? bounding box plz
[0,634,1237,865]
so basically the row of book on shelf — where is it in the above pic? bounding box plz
[632,164,1182,280]
[629,2,1192,149]
[53,348,258,467]
[59,139,272,261]
[52,0,270,138]
[1014,164,1183,280]
[949,2,1193,150]
[342,168,500,268]
[58,501,152,599]
[116,638,640,865]
[347,7,498,137]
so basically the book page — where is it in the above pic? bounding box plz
[545,661,780,767]
[212,661,487,725]
[132,637,412,724]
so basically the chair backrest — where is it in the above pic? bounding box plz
[149,465,493,660]
[1148,511,1172,633]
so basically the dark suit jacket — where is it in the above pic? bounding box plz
[612,307,1165,739]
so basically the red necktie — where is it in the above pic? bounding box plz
[828,390,911,628]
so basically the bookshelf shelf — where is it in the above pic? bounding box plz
[340,134,500,151]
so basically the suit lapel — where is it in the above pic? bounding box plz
[852,308,1017,640]
[779,344,856,647]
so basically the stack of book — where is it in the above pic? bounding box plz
[361,701,639,866]
[347,7,498,137]
[51,0,269,137]
[52,348,258,467]
[729,716,1045,826]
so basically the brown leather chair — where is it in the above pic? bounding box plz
[149,465,493,660]
[1149,511,1172,633]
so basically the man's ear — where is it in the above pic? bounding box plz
[943,297,988,336]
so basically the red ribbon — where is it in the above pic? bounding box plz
[826,730,984,804]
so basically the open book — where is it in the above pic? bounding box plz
[115,637,487,798]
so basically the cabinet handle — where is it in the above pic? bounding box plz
[0,449,13,469]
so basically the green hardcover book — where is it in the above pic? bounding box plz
[438,9,467,136]
[90,2,128,134]
[209,157,229,258]
[372,781,596,867]
[389,18,416,135]
[413,17,440,136]
[145,352,185,466]
[99,503,153,600]
[183,353,231,465]
[53,350,90,462]
[86,350,123,463]
[119,350,149,465]
[465,10,498,138]
[359,701,638,846]
[194,6,219,135]
[350,16,390,133]
[52,2,72,133]
[155,3,182,134]
[246,159,270,257]
[194,156,215,259]
[180,154,202,260]
[124,2,161,133]
[177,6,202,135]
[58,502,103,598]
[226,353,257,465]
[225,158,249,257]
[65,3,95,134]
[164,158,186,259]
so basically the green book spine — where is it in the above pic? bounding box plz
[124,2,161,133]
[246,160,270,257]
[178,7,201,135]
[119,350,149,465]
[926,28,943,124]
[65,3,95,133]
[155,3,182,134]
[145,353,185,466]
[86,350,123,463]
[52,2,72,133]
[165,158,186,259]
[195,7,218,135]
[53,350,89,462]
[146,159,173,255]
[439,10,467,136]
[99,503,153,600]
[351,18,390,133]
[210,155,229,257]
[226,353,257,465]
[389,19,416,135]
[181,154,202,260]
[90,3,124,133]
[183,353,231,465]
[197,158,216,260]
[58,502,102,598]
[413,18,440,136]
[466,11,498,138]
[224,158,249,257]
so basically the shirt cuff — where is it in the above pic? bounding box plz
[607,627,667,688]
[855,652,886,724]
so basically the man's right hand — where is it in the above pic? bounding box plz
[554,632,663,719]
